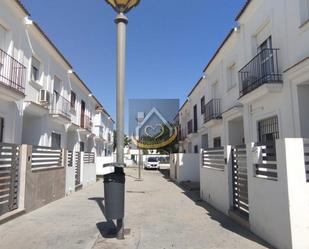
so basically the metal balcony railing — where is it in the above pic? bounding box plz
[239,48,282,97]
[50,92,71,119]
[204,99,221,123]
[0,48,26,94]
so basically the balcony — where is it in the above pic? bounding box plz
[204,99,221,124]
[49,93,71,124]
[239,49,282,98]
[0,48,26,100]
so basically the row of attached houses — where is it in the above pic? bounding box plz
[176,0,309,248]
[0,0,114,156]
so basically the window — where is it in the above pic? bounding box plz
[70,91,76,109]
[258,116,279,143]
[213,137,221,148]
[31,57,40,82]
[193,105,198,132]
[51,132,61,149]
[201,134,209,149]
[0,117,4,143]
[300,0,309,25]
[227,63,237,90]
[201,96,205,114]
[80,142,85,152]
[53,76,61,93]
[194,145,199,154]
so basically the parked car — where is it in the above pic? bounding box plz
[144,157,160,170]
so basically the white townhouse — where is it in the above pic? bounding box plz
[178,0,309,248]
[180,0,309,153]
[0,0,114,155]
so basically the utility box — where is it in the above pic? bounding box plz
[103,163,126,220]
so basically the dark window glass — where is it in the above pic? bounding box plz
[80,142,85,152]
[194,145,199,153]
[51,133,61,149]
[0,117,4,143]
[193,105,198,132]
[31,65,39,81]
[201,96,205,114]
[213,137,221,148]
[70,91,76,109]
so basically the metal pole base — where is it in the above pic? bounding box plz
[116,219,125,240]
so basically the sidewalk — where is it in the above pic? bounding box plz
[0,183,104,249]
[93,167,270,249]
[0,167,271,249]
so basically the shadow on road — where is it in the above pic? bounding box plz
[158,169,273,249]
[88,197,120,239]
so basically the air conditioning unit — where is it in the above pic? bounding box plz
[39,89,50,105]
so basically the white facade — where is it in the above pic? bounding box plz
[179,0,309,248]
[0,0,114,155]
[180,0,309,153]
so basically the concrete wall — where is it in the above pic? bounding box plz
[200,147,231,215]
[23,146,66,212]
[170,153,200,183]
[81,162,96,187]
[248,139,309,249]
[0,99,23,144]
[81,153,96,187]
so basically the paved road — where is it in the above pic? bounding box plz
[0,167,270,249]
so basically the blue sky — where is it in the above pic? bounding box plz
[22,0,245,120]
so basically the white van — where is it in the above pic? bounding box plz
[144,157,160,170]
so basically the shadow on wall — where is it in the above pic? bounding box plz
[157,169,274,249]
[88,197,122,239]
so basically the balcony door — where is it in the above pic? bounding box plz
[258,37,274,80]
[81,100,85,128]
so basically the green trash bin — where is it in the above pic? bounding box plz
[103,163,126,220]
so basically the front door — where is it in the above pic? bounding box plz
[81,100,85,128]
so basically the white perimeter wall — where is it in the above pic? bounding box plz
[170,153,200,183]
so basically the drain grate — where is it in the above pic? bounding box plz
[126,190,146,194]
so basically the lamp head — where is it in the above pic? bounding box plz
[105,0,140,13]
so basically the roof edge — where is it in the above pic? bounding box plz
[15,0,30,16]
[235,0,252,21]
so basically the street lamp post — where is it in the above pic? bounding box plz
[105,0,140,239]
